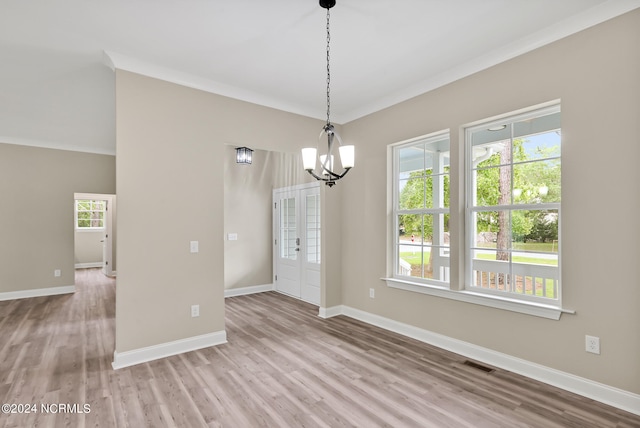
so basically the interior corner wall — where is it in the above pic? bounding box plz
[115,70,324,354]
[0,143,116,294]
[339,9,640,394]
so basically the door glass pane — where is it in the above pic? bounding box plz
[306,194,321,264]
[280,197,297,260]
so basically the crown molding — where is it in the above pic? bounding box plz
[0,136,116,156]
[103,50,324,121]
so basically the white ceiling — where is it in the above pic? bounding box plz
[1,0,639,155]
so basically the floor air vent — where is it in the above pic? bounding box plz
[463,360,495,373]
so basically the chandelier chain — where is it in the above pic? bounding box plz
[302,1,352,187]
[326,8,331,126]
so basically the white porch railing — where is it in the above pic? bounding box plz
[399,259,412,276]
[471,259,558,299]
[398,255,450,282]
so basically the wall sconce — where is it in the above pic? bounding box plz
[236,147,253,165]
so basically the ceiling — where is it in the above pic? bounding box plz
[1,0,638,155]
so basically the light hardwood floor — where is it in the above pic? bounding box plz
[1,268,638,427]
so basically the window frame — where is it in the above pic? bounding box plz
[384,101,572,320]
[464,103,562,306]
[391,131,451,287]
[75,199,106,231]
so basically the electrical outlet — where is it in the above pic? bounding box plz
[585,335,600,354]
[190,241,199,253]
[54,269,61,277]
[191,304,200,318]
[369,288,375,298]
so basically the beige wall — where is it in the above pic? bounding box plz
[0,143,116,294]
[339,10,640,393]
[115,71,325,353]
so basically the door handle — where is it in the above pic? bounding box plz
[295,248,300,252]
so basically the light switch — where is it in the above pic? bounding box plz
[228,233,238,241]
[190,241,199,253]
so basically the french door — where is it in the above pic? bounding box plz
[273,184,321,305]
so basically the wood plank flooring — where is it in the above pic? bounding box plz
[1,268,639,427]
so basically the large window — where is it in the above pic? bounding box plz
[75,199,106,230]
[393,132,450,286]
[386,103,563,317]
[466,104,561,304]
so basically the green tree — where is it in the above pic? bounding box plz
[399,138,560,261]
[475,139,560,252]
[398,169,449,240]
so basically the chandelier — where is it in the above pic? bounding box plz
[301,0,354,187]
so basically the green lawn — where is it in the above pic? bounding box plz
[475,253,557,266]
[399,252,425,266]
[477,241,558,252]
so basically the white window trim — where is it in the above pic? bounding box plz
[75,198,106,231]
[382,277,574,320]
[391,131,451,287]
[465,103,562,307]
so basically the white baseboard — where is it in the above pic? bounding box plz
[336,305,640,416]
[0,285,76,301]
[318,305,343,319]
[112,330,227,370]
[75,262,103,269]
[225,283,274,298]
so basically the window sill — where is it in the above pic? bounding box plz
[382,277,575,320]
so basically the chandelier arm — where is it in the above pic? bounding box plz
[333,167,352,180]
[305,169,334,183]
[320,164,351,179]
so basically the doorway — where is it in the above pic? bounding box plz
[273,184,321,305]
[74,193,116,277]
